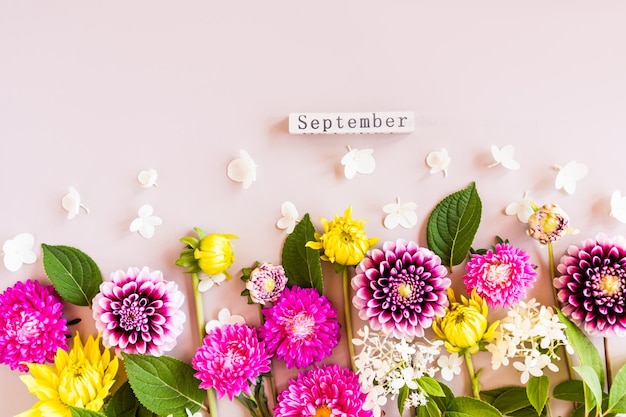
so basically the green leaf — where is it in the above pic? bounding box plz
[491,387,531,415]
[447,396,503,417]
[122,354,204,417]
[553,379,585,403]
[398,384,409,415]
[527,376,549,415]
[426,182,482,269]
[418,376,445,397]
[281,213,323,293]
[608,363,626,413]
[557,309,605,388]
[42,244,102,307]
[69,407,107,417]
[574,365,603,411]
[417,396,443,417]
[105,381,139,417]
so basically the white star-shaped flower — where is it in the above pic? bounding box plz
[341,146,376,179]
[489,144,520,170]
[554,160,588,195]
[198,272,227,293]
[129,204,163,239]
[137,168,158,188]
[437,353,463,381]
[61,186,89,219]
[276,201,299,233]
[205,307,246,334]
[2,233,37,272]
[426,148,451,177]
[382,197,418,229]
[227,149,257,189]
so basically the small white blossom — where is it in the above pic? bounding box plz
[489,144,520,170]
[554,160,588,195]
[426,148,451,177]
[129,204,163,238]
[198,272,227,292]
[227,149,257,189]
[505,191,535,223]
[2,233,37,272]
[205,307,246,333]
[341,146,376,179]
[61,186,89,219]
[437,353,463,381]
[276,201,299,233]
[382,197,418,229]
[137,168,158,187]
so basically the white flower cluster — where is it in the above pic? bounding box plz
[486,298,573,384]
[352,326,445,416]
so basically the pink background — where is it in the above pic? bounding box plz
[2,2,626,416]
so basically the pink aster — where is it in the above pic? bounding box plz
[555,234,626,336]
[259,286,340,369]
[192,323,271,400]
[92,266,185,355]
[463,242,537,308]
[0,279,68,372]
[352,240,451,339]
[274,364,373,417]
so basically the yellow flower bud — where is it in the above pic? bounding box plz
[433,289,499,354]
[193,233,238,278]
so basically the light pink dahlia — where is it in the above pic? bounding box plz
[555,235,626,336]
[245,262,287,305]
[352,240,451,339]
[92,266,185,355]
[259,286,340,369]
[463,242,537,308]
[274,364,373,417]
[192,323,271,400]
[0,279,68,371]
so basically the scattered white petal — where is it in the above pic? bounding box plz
[505,191,535,223]
[276,201,299,233]
[611,190,626,223]
[554,160,588,195]
[198,272,227,292]
[129,204,163,239]
[437,353,463,381]
[62,187,89,219]
[227,149,257,189]
[382,197,418,229]
[205,307,246,333]
[2,233,37,272]
[426,148,451,177]
[340,147,376,179]
[489,144,520,170]
[137,168,158,187]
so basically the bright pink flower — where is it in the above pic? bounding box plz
[274,364,373,417]
[352,240,451,338]
[463,242,537,308]
[0,279,68,372]
[555,235,626,336]
[259,286,340,369]
[92,267,185,355]
[192,323,271,400]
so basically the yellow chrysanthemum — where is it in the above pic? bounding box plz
[306,206,378,267]
[194,233,238,278]
[432,289,499,354]
[17,332,119,417]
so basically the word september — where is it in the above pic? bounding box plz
[289,111,414,134]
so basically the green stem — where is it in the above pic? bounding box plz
[605,337,613,392]
[257,304,277,407]
[342,267,357,373]
[192,273,219,417]
[464,350,480,399]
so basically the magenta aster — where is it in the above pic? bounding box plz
[0,279,68,372]
[463,242,537,308]
[555,235,626,336]
[92,266,185,355]
[192,323,271,400]
[259,286,340,368]
[274,364,373,417]
[352,240,451,338]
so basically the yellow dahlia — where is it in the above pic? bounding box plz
[432,289,499,354]
[17,332,119,417]
[306,206,378,268]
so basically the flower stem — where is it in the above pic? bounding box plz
[605,337,613,391]
[256,304,277,407]
[192,272,219,417]
[463,350,481,399]
[342,267,357,373]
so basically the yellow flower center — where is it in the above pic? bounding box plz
[398,283,413,298]
[313,405,332,417]
[601,274,621,296]
[263,278,276,292]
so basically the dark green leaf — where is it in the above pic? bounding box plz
[553,379,585,403]
[42,244,102,307]
[281,213,323,293]
[491,387,530,415]
[105,381,139,417]
[122,354,204,417]
[70,407,107,417]
[447,396,503,417]
[426,182,482,269]
[527,375,549,415]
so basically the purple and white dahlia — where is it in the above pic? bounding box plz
[93,266,185,355]
[352,240,451,339]
[0,279,67,371]
[555,234,626,336]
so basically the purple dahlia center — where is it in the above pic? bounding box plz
[382,268,427,310]
[586,265,626,307]
[113,293,158,332]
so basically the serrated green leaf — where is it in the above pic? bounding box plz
[527,375,549,415]
[447,396,503,417]
[553,379,585,403]
[281,213,323,293]
[557,309,605,388]
[105,381,139,417]
[42,244,102,307]
[70,407,107,417]
[574,365,603,411]
[609,363,626,413]
[122,354,204,417]
[418,376,445,397]
[426,182,482,269]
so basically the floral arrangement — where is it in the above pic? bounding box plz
[4,175,626,417]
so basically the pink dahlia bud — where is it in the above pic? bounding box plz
[527,203,572,244]
[244,262,288,305]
